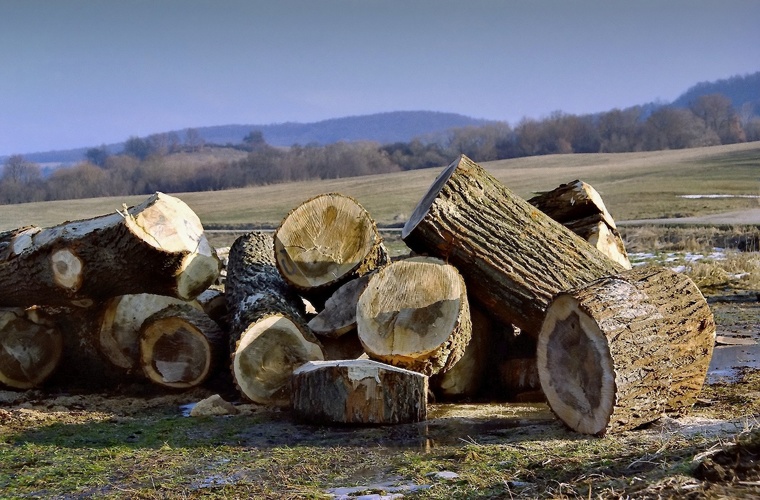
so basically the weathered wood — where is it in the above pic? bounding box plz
[529,180,631,269]
[536,267,715,435]
[308,274,372,338]
[291,359,428,425]
[0,307,62,389]
[274,193,388,308]
[0,192,221,308]
[402,155,623,335]
[357,256,471,376]
[139,304,227,389]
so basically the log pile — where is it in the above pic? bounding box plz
[1,156,717,436]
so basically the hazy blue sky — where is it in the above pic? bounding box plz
[1,0,759,156]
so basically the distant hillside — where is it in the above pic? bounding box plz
[5,111,491,165]
[672,71,760,113]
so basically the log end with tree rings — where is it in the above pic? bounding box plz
[357,256,471,376]
[537,295,617,435]
[0,308,63,389]
[274,193,387,299]
[231,314,324,405]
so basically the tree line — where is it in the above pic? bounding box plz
[2,93,758,205]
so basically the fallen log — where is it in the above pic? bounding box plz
[529,180,631,269]
[401,155,623,336]
[0,192,221,308]
[291,359,428,425]
[139,304,227,389]
[274,193,388,309]
[536,267,715,435]
[357,256,471,376]
[0,307,62,389]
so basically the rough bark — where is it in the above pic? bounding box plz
[274,193,388,309]
[529,180,631,269]
[536,267,715,435]
[0,307,62,389]
[0,192,221,308]
[357,256,471,376]
[401,155,623,335]
[291,359,428,425]
[139,304,227,389]
[308,274,372,338]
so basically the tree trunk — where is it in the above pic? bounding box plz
[139,304,227,389]
[274,193,388,309]
[357,256,471,376]
[402,156,623,336]
[0,307,62,389]
[308,274,372,338]
[291,359,428,425]
[529,180,631,269]
[536,267,715,435]
[226,232,323,405]
[0,192,221,308]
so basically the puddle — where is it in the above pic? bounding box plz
[707,343,760,383]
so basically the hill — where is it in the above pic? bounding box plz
[672,71,760,114]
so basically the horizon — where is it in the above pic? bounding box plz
[2,0,759,156]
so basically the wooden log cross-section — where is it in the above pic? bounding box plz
[536,267,715,435]
[274,193,388,309]
[401,155,624,336]
[0,307,62,389]
[291,359,428,425]
[357,256,471,376]
[0,192,221,308]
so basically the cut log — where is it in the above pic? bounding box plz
[307,274,372,338]
[0,307,63,389]
[0,192,221,308]
[536,267,715,435]
[357,256,471,376]
[291,359,428,425]
[402,155,623,336]
[231,314,324,405]
[195,285,228,331]
[529,180,631,269]
[139,304,227,389]
[99,294,203,372]
[274,193,388,308]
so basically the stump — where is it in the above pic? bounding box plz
[274,193,388,308]
[0,192,221,307]
[357,256,471,376]
[0,307,62,389]
[140,304,227,389]
[402,155,623,336]
[291,359,428,425]
[536,267,715,435]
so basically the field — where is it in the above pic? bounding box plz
[1,142,760,498]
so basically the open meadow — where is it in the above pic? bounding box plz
[1,142,759,498]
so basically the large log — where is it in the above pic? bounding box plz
[274,193,388,308]
[291,359,428,425]
[357,256,471,376]
[528,180,631,269]
[139,304,227,389]
[0,193,221,308]
[0,307,62,389]
[536,267,715,435]
[402,155,623,335]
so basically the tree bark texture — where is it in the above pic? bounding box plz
[536,267,715,435]
[401,156,623,336]
[0,192,221,308]
[291,359,428,425]
[0,307,62,389]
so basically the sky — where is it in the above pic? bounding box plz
[1,0,759,156]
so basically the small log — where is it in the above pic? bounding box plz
[291,359,428,425]
[357,256,471,376]
[402,156,623,336]
[0,307,63,389]
[536,267,715,435]
[529,180,631,269]
[196,285,228,331]
[274,193,388,308]
[139,304,227,389]
[0,192,221,308]
[308,274,372,338]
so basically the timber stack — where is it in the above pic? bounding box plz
[0,156,716,436]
